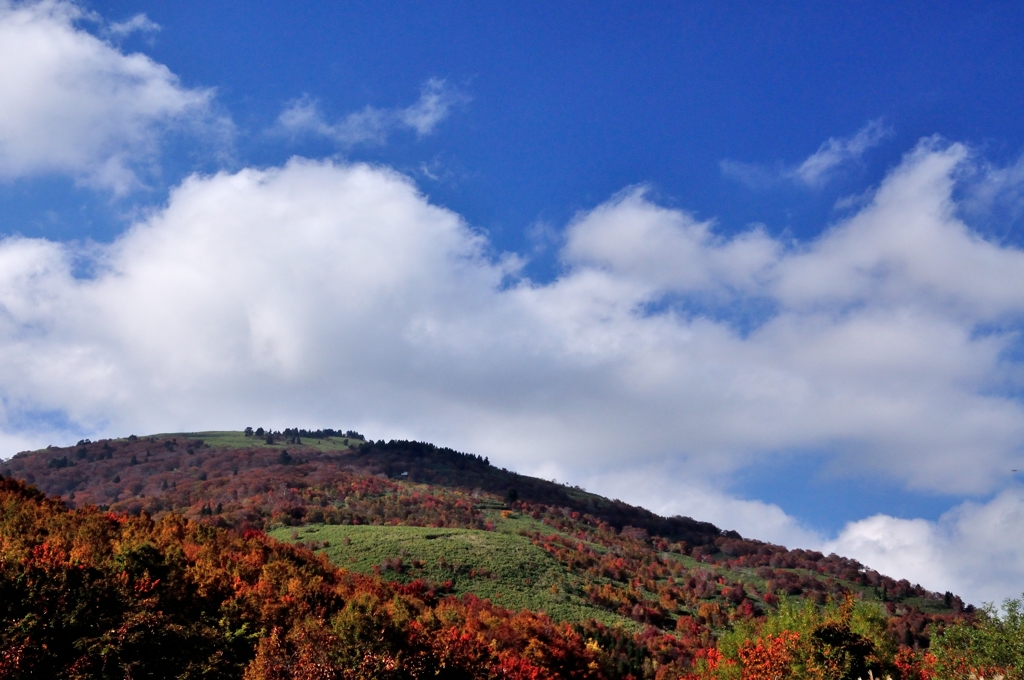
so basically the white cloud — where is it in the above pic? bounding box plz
[277,78,466,146]
[722,119,891,189]
[2,140,1024,492]
[593,463,1024,608]
[105,13,160,39]
[581,461,1024,607]
[2,139,1024,600]
[826,488,1024,607]
[718,159,783,190]
[0,0,219,193]
[399,78,466,136]
[562,186,779,295]
[277,97,388,146]
[793,119,891,187]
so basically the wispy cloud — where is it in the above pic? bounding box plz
[277,97,389,146]
[960,151,1024,240]
[794,119,891,186]
[104,13,160,39]
[400,78,464,136]
[277,78,467,147]
[718,159,785,190]
[721,119,892,189]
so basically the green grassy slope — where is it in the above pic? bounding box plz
[269,523,638,629]
[161,430,364,451]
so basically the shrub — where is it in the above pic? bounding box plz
[930,595,1024,679]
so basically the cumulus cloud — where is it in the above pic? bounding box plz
[3,138,1024,599]
[722,119,891,189]
[587,463,1024,607]
[826,488,1024,607]
[2,140,1024,488]
[0,0,219,193]
[592,463,1024,608]
[562,187,779,295]
[277,78,467,146]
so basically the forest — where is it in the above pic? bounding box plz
[0,431,1020,678]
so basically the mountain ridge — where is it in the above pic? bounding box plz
[1,429,1003,678]
[1,431,968,616]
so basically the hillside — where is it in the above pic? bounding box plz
[1,430,1014,679]
[0,475,606,678]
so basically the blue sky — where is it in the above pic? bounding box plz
[20,2,1024,248]
[2,0,1024,606]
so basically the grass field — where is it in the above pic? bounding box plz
[268,523,637,629]
[158,430,364,452]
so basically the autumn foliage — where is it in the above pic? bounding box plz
[0,433,1011,679]
[737,631,800,680]
[0,476,604,678]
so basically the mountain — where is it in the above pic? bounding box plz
[0,430,1012,679]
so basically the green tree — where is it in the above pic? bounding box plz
[931,595,1024,679]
